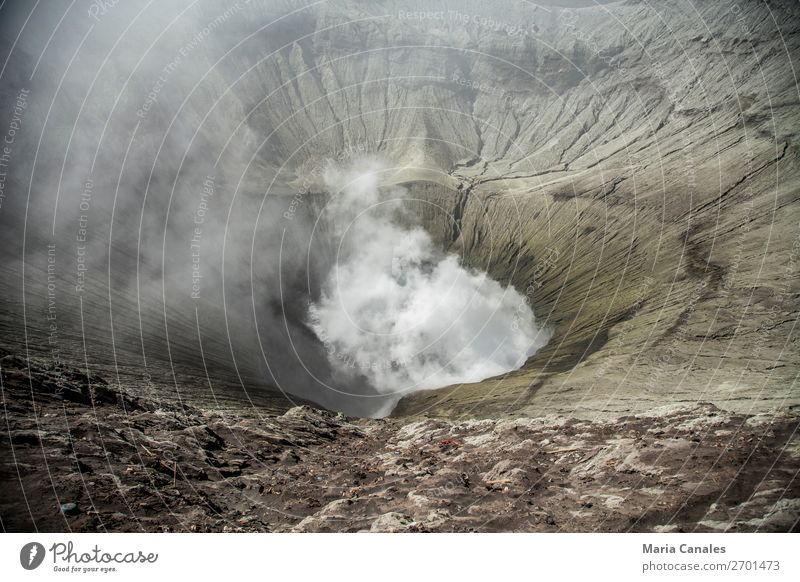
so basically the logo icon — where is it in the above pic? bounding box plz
[20,542,46,570]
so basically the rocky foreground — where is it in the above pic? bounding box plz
[1,354,798,533]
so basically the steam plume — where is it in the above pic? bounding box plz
[308,158,550,416]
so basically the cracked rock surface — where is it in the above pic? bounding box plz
[2,356,797,532]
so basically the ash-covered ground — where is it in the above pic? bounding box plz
[2,352,798,533]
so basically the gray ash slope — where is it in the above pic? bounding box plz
[0,0,797,417]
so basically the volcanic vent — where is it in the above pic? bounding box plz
[0,0,799,535]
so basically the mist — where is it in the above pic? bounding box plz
[0,0,559,417]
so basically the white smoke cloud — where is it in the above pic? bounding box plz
[308,158,551,416]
